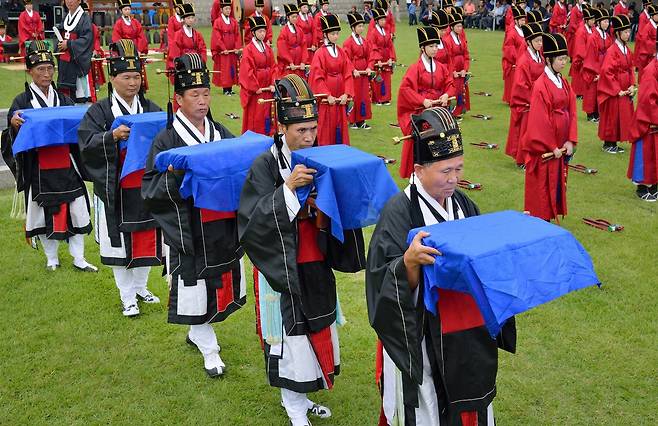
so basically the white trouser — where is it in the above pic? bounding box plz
[281,389,314,426]
[112,266,150,306]
[188,323,220,356]
[39,234,85,267]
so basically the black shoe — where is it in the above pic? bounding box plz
[650,184,658,197]
[636,185,657,202]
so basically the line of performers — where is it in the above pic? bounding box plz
[501,1,658,218]
[3,32,526,425]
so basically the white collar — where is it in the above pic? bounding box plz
[528,46,541,62]
[63,6,84,32]
[287,22,296,33]
[176,14,181,22]
[450,30,460,44]
[615,38,627,54]
[252,37,265,52]
[300,12,308,21]
[222,14,231,24]
[122,16,132,26]
[644,9,650,18]
[324,39,338,57]
[557,2,564,8]
[544,66,563,88]
[515,25,523,37]
[651,18,658,30]
[271,136,293,178]
[421,53,435,73]
[183,25,193,37]
[29,82,57,108]
[26,9,34,18]
[585,23,592,34]
[255,11,262,17]
[596,26,606,39]
[0,34,5,42]
[404,176,464,223]
[173,110,220,146]
[376,24,385,35]
[111,91,141,118]
[351,32,362,45]
[321,11,328,16]
[619,0,626,7]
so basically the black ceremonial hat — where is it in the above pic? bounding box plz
[0,19,5,29]
[320,14,341,32]
[248,16,267,31]
[648,4,658,16]
[442,0,454,7]
[174,53,210,93]
[595,8,610,22]
[25,40,55,69]
[526,10,543,23]
[255,0,265,7]
[512,5,526,19]
[376,0,389,9]
[448,12,463,26]
[275,74,318,124]
[318,0,329,5]
[108,39,142,76]
[180,3,195,18]
[220,0,232,7]
[542,32,568,57]
[521,22,543,40]
[582,6,593,20]
[411,107,464,165]
[117,0,131,9]
[297,0,309,6]
[417,26,441,47]
[284,3,299,16]
[610,14,631,32]
[430,9,450,28]
[372,8,387,20]
[347,12,365,27]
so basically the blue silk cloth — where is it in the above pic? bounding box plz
[408,210,600,338]
[291,145,399,242]
[12,105,89,155]
[112,112,168,181]
[154,131,273,211]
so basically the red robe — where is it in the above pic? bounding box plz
[633,20,656,76]
[368,24,396,104]
[90,24,106,87]
[112,17,149,53]
[522,72,578,221]
[506,48,544,163]
[211,0,222,25]
[298,12,316,62]
[597,41,636,142]
[244,13,273,45]
[613,2,629,16]
[581,27,612,114]
[443,31,470,116]
[549,2,568,34]
[276,23,308,79]
[367,10,396,36]
[18,10,44,56]
[502,26,525,104]
[628,59,658,185]
[0,34,14,62]
[211,15,242,88]
[569,24,593,97]
[434,40,452,70]
[312,11,330,48]
[505,6,514,31]
[398,58,455,178]
[309,44,355,146]
[168,27,207,78]
[638,8,650,34]
[166,15,183,50]
[566,4,584,56]
[343,33,373,125]
[239,40,276,136]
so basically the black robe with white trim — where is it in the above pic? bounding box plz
[77,96,163,267]
[142,114,246,325]
[1,85,91,240]
[366,188,516,426]
[56,7,93,95]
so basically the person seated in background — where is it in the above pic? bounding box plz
[463,0,478,27]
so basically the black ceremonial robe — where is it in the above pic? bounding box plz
[142,115,246,325]
[56,8,93,99]
[77,96,163,267]
[238,139,365,393]
[366,188,516,426]
[1,86,91,239]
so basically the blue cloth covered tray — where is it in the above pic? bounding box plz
[12,105,89,155]
[407,210,600,338]
[154,131,273,211]
[112,112,167,180]
[291,145,399,241]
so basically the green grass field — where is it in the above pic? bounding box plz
[0,24,656,425]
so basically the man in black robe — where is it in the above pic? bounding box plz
[78,39,162,317]
[142,53,245,377]
[238,74,365,426]
[366,107,516,426]
[56,0,93,103]
[1,40,96,272]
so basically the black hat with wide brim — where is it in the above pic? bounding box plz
[275,74,319,124]
[320,14,341,32]
[417,26,441,47]
[347,12,365,27]
[542,32,568,57]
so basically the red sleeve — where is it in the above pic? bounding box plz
[234,20,243,49]
[398,62,426,109]
[18,13,28,44]
[463,38,470,71]
[195,31,207,60]
[36,12,44,36]
[581,36,601,83]
[631,63,658,140]
[572,31,587,67]
[112,20,123,43]
[388,12,396,35]
[168,31,181,63]
[276,28,294,64]
[367,33,383,63]
[342,37,354,60]
[211,19,226,54]
[309,50,332,95]
[341,48,355,97]
[524,78,561,152]
[92,25,102,53]
[597,47,623,100]
[510,59,533,108]
[564,80,578,144]
[265,16,273,44]
[238,47,259,104]
[211,1,221,24]
[135,21,149,53]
